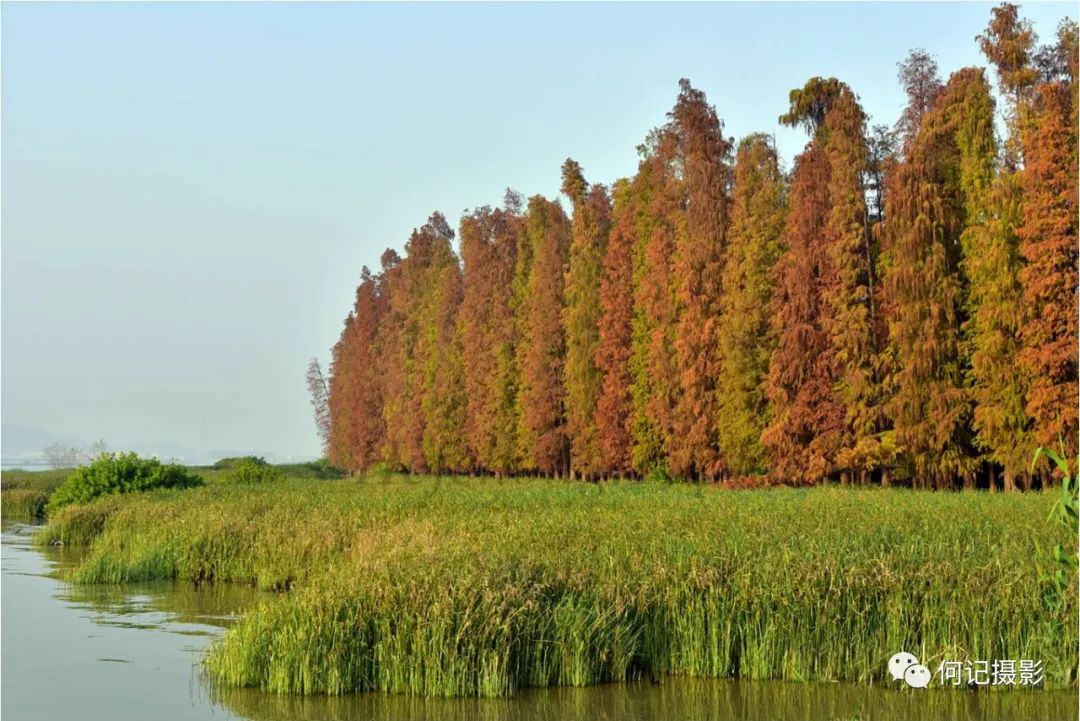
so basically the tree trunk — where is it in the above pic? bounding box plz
[1003,468,1016,493]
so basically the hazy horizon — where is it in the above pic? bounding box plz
[3,1,1074,463]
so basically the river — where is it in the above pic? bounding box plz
[1,522,1073,721]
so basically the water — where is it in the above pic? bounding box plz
[2,522,1075,721]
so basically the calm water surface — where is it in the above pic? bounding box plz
[2,522,1074,721]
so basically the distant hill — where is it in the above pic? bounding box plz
[1,423,84,461]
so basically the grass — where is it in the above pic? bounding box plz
[36,476,1077,697]
[1,468,71,519]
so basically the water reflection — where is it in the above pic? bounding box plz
[2,522,1074,721]
[214,677,1075,721]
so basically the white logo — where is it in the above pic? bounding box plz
[904,663,932,688]
[888,651,919,682]
[889,651,930,688]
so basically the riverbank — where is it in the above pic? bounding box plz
[35,476,1077,697]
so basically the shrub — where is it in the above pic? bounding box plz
[46,452,202,514]
[226,458,283,485]
[213,456,269,470]
[643,463,674,484]
[272,458,348,480]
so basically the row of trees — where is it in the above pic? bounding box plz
[323,4,1077,489]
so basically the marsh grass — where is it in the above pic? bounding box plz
[39,478,1078,696]
[1,468,70,520]
[1,488,49,520]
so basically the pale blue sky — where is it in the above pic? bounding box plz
[2,2,1074,462]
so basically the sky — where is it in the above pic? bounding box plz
[2,1,1075,463]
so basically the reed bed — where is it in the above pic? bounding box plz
[1,488,49,520]
[1,468,70,520]
[38,477,1077,696]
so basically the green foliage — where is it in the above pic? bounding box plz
[225,458,284,485]
[291,458,348,479]
[778,77,846,135]
[642,463,674,484]
[39,478,1075,695]
[213,456,269,470]
[1032,445,1079,683]
[46,452,203,513]
[716,134,786,477]
[1035,446,1079,604]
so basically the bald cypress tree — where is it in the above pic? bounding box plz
[517,196,571,476]
[459,203,521,474]
[1017,79,1078,462]
[822,89,885,482]
[561,159,611,479]
[328,313,358,470]
[421,253,469,473]
[378,214,460,473]
[763,141,838,483]
[595,178,636,477]
[376,249,411,470]
[490,193,528,475]
[881,69,994,488]
[667,79,733,481]
[955,70,1032,491]
[630,132,681,478]
[764,78,878,484]
[978,2,1039,166]
[716,134,786,477]
[341,267,384,470]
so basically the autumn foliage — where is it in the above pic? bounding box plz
[326,5,1076,490]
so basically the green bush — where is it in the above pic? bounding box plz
[46,452,202,514]
[226,458,283,485]
[213,456,269,470]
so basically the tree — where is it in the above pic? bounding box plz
[516,196,571,475]
[895,49,944,152]
[1034,18,1079,83]
[560,159,611,479]
[421,255,469,473]
[762,142,838,483]
[328,267,386,472]
[43,442,84,469]
[954,70,1032,491]
[328,315,357,469]
[594,178,636,477]
[866,124,897,224]
[1017,80,1078,463]
[458,201,522,475]
[764,78,879,484]
[305,358,331,454]
[667,79,733,481]
[716,134,786,477]
[394,213,462,474]
[822,88,883,482]
[978,2,1038,165]
[880,69,990,488]
[629,132,680,476]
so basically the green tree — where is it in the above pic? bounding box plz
[716,134,786,477]
[561,159,611,479]
[517,196,571,475]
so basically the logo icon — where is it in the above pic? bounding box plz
[889,651,930,688]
